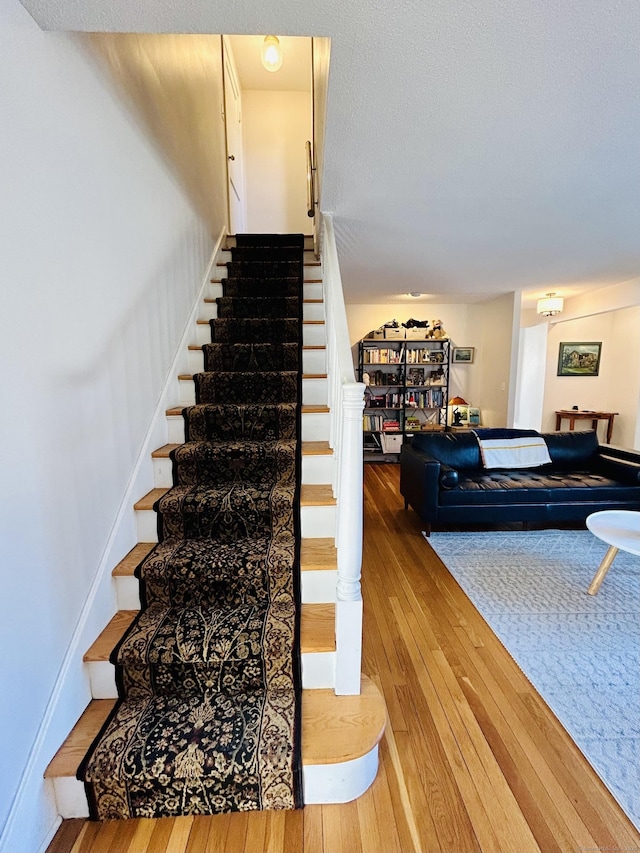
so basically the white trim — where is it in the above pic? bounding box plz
[0,228,225,853]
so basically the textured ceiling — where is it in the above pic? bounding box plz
[20,0,640,308]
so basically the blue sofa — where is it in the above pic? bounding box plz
[400,429,640,534]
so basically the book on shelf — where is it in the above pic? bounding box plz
[382,420,400,432]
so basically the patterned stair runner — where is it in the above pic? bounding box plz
[78,235,305,819]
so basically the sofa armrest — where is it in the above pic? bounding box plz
[593,447,640,485]
[400,443,442,525]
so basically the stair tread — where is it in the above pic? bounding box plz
[113,538,336,579]
[84,603,335,662]
[188,344,326,352]
[112,543,155,576]
[299,603,336,652]
[301,484,336,506]
[197,318,324,325]
[134,488,167,510]
[178,373,326,381]
[302,676,387,764]
[45,675,384,778]
[167,404,329,416]
[301,538,337,569]
[151,441,331,459]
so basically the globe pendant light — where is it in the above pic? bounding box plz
[261,36,284,72]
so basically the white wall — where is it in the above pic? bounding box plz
[242,90,312,233]
[514,323,548,430]
[543,308,640,447]
[0,4,222,850]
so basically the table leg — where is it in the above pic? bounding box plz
[587,545,619,595]
[555,415,562,431]
[606,416,614,444]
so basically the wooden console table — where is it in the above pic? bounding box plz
[555,410,618,444]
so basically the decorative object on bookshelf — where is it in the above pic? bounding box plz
[468,406,481,426]
[448,396,468,427]
[452,347,475,363]
[407,367,425,386]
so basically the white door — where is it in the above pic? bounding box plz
[223,39,246,234]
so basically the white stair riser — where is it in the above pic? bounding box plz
[167,410,329,444]
[301,570,338,604]
[187,348,327,375]
[196,322,325,347]
[301,454,333,486]
[137,503,336,543]
[178,377,327,406]
[303,324,326,347]
[300,505,336,539]
[199,303,217,321]
[116,576,141,610]
[116,569,337,611]
[87,649,335,699]
[303,747,380,805]
[301,412,330,441]
[153,452,332,489]
[51,743,380,819]
[303,303,324,321]
[167,416,184,443]
[300,652,336,689]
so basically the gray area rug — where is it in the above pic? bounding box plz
[427,529,640,829]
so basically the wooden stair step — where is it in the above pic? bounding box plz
[113,538,336,580]
[112,543,155,577]
[177,373,326,382]
[45,675,385,779]
[301,538,337,570]
[151,442,331,459]
[134,485,334,512]
[301,404,330,414]
[188,344,326,352]
[133,488,167,511]
[84,604,336,663]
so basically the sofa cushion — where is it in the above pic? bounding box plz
[544,430,599,468]
[410,431,481,469]
[438,469,640,506]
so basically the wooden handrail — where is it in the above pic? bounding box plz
[306,140,316,218]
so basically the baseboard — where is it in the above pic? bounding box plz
[0,227,225,853]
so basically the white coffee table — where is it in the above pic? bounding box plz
[586,510,640,595]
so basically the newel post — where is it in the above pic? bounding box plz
[335,380,366,695]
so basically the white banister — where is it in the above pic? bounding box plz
[321,214,365,695]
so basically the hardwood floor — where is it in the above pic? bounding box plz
[47,462,640,853]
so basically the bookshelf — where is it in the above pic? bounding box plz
[358,336,450,459]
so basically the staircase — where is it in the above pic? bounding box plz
[45,232,385,820]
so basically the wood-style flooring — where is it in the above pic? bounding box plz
[47,462,640,853]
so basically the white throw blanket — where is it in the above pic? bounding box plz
[476,434,552,469]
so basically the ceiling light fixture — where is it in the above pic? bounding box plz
[537,292,564,317]
[408,292,422,298]
[261,35,284,72]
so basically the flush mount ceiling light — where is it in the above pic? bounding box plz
[408,292,422,298]
[261,35,284,72]
[537,292,564,317]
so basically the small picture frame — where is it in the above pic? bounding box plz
[467,406,481,426]
[557,342,602,377]
[452,347,475,363]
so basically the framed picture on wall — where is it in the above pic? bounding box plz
[452,347,475,363]
[557,342,602,377]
